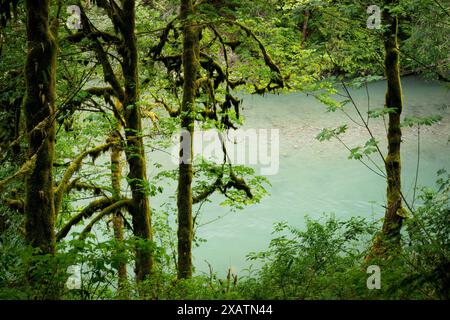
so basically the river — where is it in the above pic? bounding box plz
[167,76,450,276]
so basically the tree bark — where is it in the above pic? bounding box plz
[23,0,56,256]
[121,0,153,284]
[109,110,128,297]
[382,5,404,245]
[177,0,200,279]
[371,1,405,256]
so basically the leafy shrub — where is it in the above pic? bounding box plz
[242,215,377,299]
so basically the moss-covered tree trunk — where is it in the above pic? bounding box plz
[77,0,153,285]
[177,0,200,280]
[121,0,153,284]
[374,2,405,255]
[23,0,56,256]
[109,110,128,296]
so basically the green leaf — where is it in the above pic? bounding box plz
[367,107,397,118]
[402,115,442,127]
[315,125,348,142]
[348,146,363,160]
[315,93,344,112]
[363,138,378,155]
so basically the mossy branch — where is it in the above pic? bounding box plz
[54,142,115,215]
[65,30,121,44]
[83,87,126,129]
[0,154,37,192]
[1,198,24,213]
[224,171,253,199]
[76,3,125,100]
[66,179,105,196]
[148,20,175,59]
[219,20,286,93]
[56,197,115,241]
[193,177,223,204]
[151,93,180,117]
[225,20,281,75]
[192,169,253,204]
[85,86,116,97]
[1,117,49,162]
[91,37,124,100]
[79,198,132,240]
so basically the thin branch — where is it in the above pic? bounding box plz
[411,125,421,208]
[151,92,180,117]
[432,0,450,18]
[334,135,385,179]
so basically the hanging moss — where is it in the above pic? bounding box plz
[148,20,175,59]
[79,199,132,240]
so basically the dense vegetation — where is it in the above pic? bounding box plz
[0,0,448,299]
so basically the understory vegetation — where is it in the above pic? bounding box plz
[1,171,448,299]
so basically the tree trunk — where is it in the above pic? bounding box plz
[177,0,200,280]
[301,10,310,48]
[22,0,57,299]
[121,0,153,284]
[371,2,405,256]
[23,0,56,256]
[109,108,128,297]
[382,5,404,245]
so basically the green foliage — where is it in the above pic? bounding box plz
[367,107,397,119]
[315,93,349,112]
[348,138,379,160]
[401,0,450,79]
[315,124,348,141]
[402,115,443,127]
[2,172,449,300]
[139,273,243,300]
[0,209,31,299]
[244,215,377,299]
[400,170,450,299]
[0,209,70,299]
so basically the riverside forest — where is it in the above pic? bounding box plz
[0,0,449,300]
